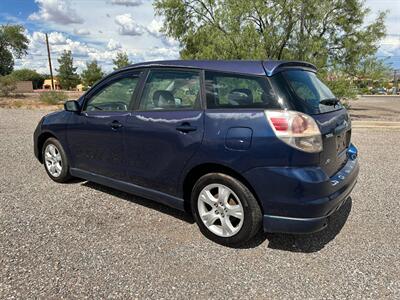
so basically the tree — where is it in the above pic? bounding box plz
[10,68,45,89]
[81,60,104,87]
[0,25,29,75]
[355,56,392,82]
[0,75,17,96]
[56,50,80,90]
[154,0,386,78]
[0,50,14,76]
[113,52,131,70]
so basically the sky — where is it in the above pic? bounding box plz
[0,0,399,74]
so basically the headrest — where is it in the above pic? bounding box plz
[153,90,175,108]
[228,88,253,106]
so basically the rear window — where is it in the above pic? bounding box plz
[205,71,282,109]
[282,70,343,114]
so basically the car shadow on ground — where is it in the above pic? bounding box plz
[82,181,195,224]
[262,197,353,253]
[81,181,351,252]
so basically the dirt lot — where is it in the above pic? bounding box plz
[348,96,400,122]
[0,91,83,110]
[0,99,400,298]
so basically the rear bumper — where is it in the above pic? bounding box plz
[243,145,359,234]
[262,176,356,233]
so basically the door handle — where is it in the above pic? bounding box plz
[110,120,123,129]
[176,123,197,133]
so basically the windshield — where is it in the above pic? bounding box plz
[282,70,342,114]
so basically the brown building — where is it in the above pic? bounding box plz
[15,81,34,93]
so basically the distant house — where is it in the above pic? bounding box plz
[15,81,33,93]
[42,79,61,90]
[76,84,84,92]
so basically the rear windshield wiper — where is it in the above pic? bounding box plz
[320,98,340,106]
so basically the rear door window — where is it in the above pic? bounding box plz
[205,71,281,109]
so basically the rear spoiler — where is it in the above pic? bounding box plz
[263,61,317,76]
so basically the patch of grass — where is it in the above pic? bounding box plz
[342,101,351,110]
[13,100,23,108]
[40,91,68,105]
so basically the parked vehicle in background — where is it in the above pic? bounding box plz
[371,87,387,95]
[34,60,359,246]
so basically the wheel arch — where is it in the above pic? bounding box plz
[37,131,58,163]
[182,163,263,214]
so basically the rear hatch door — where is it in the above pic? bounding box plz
[272,69,351,176]
[313,109,351,177]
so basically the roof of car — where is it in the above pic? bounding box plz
[122,60,317,77]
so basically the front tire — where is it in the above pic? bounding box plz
[42,137,72,183]
[191,173,262,247]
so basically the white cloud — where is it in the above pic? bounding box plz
[377,34,400,64]
[145,46,178,61]
[147,19,163,38]
[110,0,143,7]
[15,2,181,73]
[115,13,145,36]
[48,32,67,44]
[364,0,400,67]
[380,35,400,48]
[146,19,179,47]
[107,39,122,50]
[73,28,90,36]
[29,0,83,25]
[15,30,179,74]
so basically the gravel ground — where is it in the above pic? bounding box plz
[1,107,399,299]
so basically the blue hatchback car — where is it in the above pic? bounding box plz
[34,60,359,246]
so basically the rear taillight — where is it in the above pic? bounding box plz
[265,110,323,153]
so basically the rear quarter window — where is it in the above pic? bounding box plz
[280,70,343,114]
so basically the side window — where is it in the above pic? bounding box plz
[139,70,201,110]
[84,76,140,112]
[205,71,280,109]
[285,76,316,101]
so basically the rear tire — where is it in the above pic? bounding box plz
[191,173,262,247]
[42,137,72,183]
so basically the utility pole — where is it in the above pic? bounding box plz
[394,70,398,95]
[45,33,55,90]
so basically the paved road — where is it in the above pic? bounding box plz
[1,108,399,299]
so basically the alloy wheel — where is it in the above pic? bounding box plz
[197,183,244,237]
[44,144,62,177]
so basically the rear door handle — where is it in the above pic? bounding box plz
[176,123,197,133]
[110,120,123,129]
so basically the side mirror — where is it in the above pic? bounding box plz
[64,100,80,112]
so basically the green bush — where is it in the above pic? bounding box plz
[325,77,358,101]
[40,91,68,105]
[0,75,17,96]
[10,69,45,89]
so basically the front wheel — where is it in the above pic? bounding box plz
[191,173,262,247]
[42,137,72,183]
